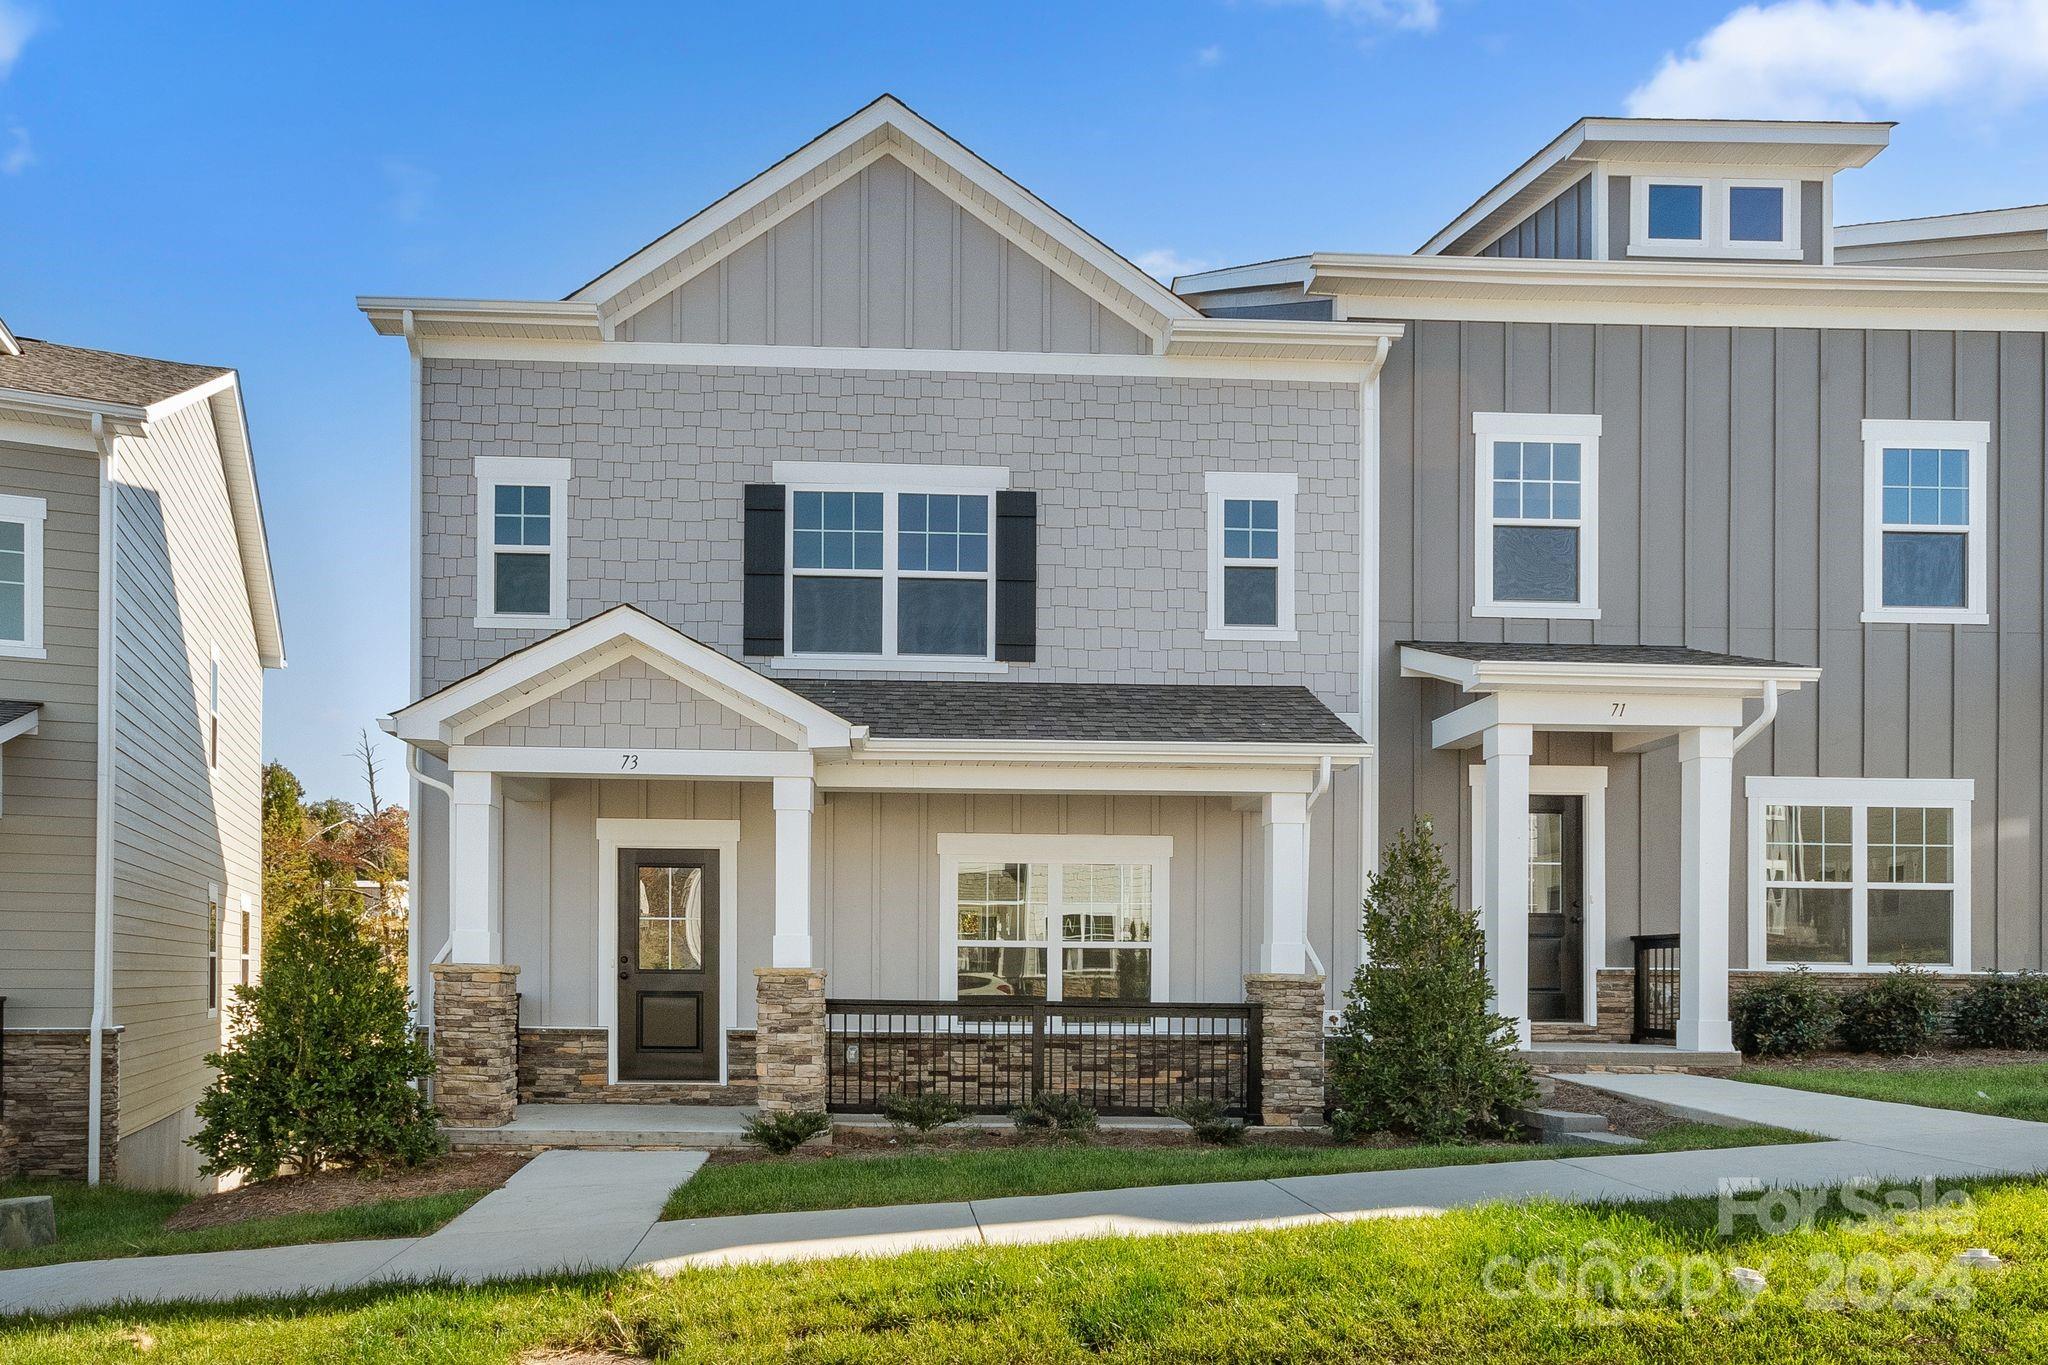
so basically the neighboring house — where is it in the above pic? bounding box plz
[366,98,2048,1132]
[0,320,284,1189]
[1836,204,2048,270]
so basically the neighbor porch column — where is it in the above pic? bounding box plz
[758,775,826,1112]
[1481,722,1533,1048]
[1677,725,1736,1053]
[1249,790,1325,1127]
[434,767,517,1127]
[1260,791,1310,974]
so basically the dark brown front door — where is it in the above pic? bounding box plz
[617,848,719,1081]
[1527,795,1584,1023]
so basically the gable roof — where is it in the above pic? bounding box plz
[0,335,231,409]
[781,679,1362,745]
[567,94,1200,343]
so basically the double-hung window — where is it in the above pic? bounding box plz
[776,462,1005,666]
[0,492,47,659]
[1747,777,1972,971]
[206,883,222,1015]
[941,835,1170,1004]
[474,456,571,628]
[1862,419,1989,624]
[207,649,222,769]
[1474,413,1600,619]
[1630,174,1800,259]
[1205,471,1297,639]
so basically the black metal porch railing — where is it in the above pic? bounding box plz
[1631,934,1681,1043]
[824,998,1260,1118]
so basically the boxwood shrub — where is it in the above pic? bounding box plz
[1731,969,1838,1058]
[1951,971,2048,1050]
[1837,966,1944,1056]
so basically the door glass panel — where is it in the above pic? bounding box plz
[636,865,703,971]
[1527,811,1566,916]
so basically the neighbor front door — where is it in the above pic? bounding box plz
[617,848,720,1081]
[1526,795,1584,1023]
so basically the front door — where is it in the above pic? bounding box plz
[1526,796,1584,1022]
[617,848,720,1081]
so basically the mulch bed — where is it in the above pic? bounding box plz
[162,1153,529,1232]
[703,1121,1534,1167]
[1754,1047,2048,1072]
[1541,1079,1695,1138]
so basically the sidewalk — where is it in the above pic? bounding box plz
[4,1075,2045,1316]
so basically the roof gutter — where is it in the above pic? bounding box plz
[1732,680,1780,755]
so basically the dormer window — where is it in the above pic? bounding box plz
[1630,175,1800,259]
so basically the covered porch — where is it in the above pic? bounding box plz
[386,608,1368,1130]
[1399,642,1821,1059]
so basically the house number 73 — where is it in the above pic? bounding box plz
[620,753,640,770]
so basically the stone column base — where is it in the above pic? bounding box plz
[1244,972,1326,1127]
[430,963,520,1128]
[755,967,827,1113]
[0,1027,121,1181]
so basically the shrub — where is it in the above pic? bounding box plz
[1327,821,1534,1144]
[192,892,441,1180]
[1838,967,1945,1055]
[1732,969,1839,1058]
[881,1090,968,1136]
[1009,1092,1098,1137]
[1165,1097,1246,1146]
[742,1109,831,1154]
[1951,971,2048,1050]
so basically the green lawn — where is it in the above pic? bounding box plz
[0,1178,489,1270]
[5,1175,2043,1362]
[1741,1060,2048,1123]
[663,1123,1808,1220]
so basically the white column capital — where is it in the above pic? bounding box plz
[1262,791,1309,827]
[451,767,501,806]
[1680,725,1737,763]
[1482,722,1535,760]
[772,775,816,813]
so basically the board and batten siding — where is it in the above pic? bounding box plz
[0,438,100,1028]
[108,397,265,1147]
[615,154,1151,355]
[1378,319,2048,972]
[1479,175,1593,260]
[494,777,1362,1031]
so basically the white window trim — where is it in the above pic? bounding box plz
[1745,775,1973,973]
[779,464,1008,671]
[474,455,572,630]
[1204,470,1298,641]
[937,833,1172,1005]
[0,492,48,660]
[1466,764,1608,1029]
[239,892,255,988]
[206,882,222,1018]
[1473,411,1601,620]
[207,645,222,770]
[1861,418,1990,625]
[1626,171,1803,260]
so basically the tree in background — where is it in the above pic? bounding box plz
[261,731,410,974]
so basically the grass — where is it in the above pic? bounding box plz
[0,1178,489,1270]
[5,1174,2045,1362]
[1741,1059,2048,1123]
[663,1123,1809,1220]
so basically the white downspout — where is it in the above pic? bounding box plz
[86,416,119,1186]
[1356,336,1390,983]
[404,742,455,1031]
[1733,680,1779,755]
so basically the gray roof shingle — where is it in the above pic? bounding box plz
[780,679,1362,744]
[0,337,230,409]
[1400,641,1805,670]
[0,700,41,727]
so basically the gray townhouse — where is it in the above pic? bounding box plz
[366,98,2048,1133]
[0,320,285,1189]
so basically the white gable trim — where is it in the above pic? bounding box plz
[571,95,1197,344]
[388,606,858,751]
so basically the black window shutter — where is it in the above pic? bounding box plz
[994,489,1037,662]
[743,484,786,656]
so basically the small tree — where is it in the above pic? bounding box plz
[1328,820,1534,1143]
[192,891,442,1180]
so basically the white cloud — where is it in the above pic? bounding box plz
[380,156,437,225]
[1132,248,1217,284]
[0,2,35,79]
[2,122,30,175]
[1195,43,1225,66]
[1284,0,1440,32]
[1628,0,2048,119]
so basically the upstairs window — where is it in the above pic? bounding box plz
[206,883,222,1015]
[1630,175,1800,258]
[1862,419,1989,624]
[1473,413,1601,620]
[207,650,221,769]
[475,456,571,629]
[779,464,1004,665]
[0,492,46,659]
[1205,471,1297,640]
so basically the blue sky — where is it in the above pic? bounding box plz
[5,0,2047,799]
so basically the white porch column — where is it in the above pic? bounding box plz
[1260,791,1311,974]
[448,768,503,963]
[1481,723,1533,1047]
[1677,725,1736,1052]
[772,775,816,968]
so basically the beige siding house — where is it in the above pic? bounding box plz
[0,323,284,1190]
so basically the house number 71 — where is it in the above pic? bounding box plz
[1609,702,1627,718]
[620,753,640,770]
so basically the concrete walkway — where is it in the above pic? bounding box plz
[4,1075,2046,1316]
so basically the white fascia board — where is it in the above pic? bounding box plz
[1172,257,1316,296]
[448,745,815,779]
[1418,119,1592,257]
[849,736,1367,765]
[0,417,100,452]
[1165,318,1400,367]
[0,319,18,357]
[196,380,286,668]
[1579,117,1890,158]
[0,387,148,426]
[0,706,40,745]
[1838,204,2048,248]
[818,758,1331,796]
[1398,646,1819,696]
[356,297,605,339]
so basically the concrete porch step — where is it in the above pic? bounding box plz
[444,1103,761,1151]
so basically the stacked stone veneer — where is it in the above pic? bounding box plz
[755,968,827,1113]
[0,1029,121,1181]
[823,1032,1251,1114]
[1530,967,1982,1048]
[1244,973,1327,1127]
[431,964,520,1127]
[517,1027,758,1104]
